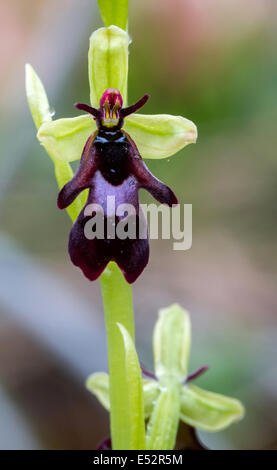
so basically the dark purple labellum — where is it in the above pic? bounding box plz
[58,89,178,283]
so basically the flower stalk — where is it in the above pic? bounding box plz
[100,263,145,449]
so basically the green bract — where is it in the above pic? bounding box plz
[87,305,245,449]
[25,64,86,223]
[117,323,145,449]
[25,64,52,129]
[86,322,146,450]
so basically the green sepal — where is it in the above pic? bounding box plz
[153,303,191,383]
[37,115,95,163]
[180,384,245,432]
[86,372,110,411]
[88,26,130,107]
[124,113,197,159]
[146,382,181,450]
[86,372,160,420]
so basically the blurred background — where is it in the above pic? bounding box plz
[0,0,277,450]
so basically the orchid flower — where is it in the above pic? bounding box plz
[26,25,197,283]
[87,305,245,450]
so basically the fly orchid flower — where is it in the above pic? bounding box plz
[87,305,245,450]
[26,26,197,283]
[57,89,177,283]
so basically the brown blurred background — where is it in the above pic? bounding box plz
[0,0,277,450]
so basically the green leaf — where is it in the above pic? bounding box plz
[146,382,181,450]
[37,115,95,163]
[25,64,52,129]
[117,323,145,450]
[86,372,110,411]
[86,372,160,420]
[88,26,130,107]
[98,0,128,31]
[54,161,88,223]
[153,304,191,383]
[124,113,197,159]
[180,384,245,432]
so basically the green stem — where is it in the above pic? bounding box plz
[100,261,136,449]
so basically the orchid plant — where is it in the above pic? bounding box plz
[25,0,244,450]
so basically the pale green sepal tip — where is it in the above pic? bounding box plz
[153,303,191,383]
[37,115,96,163]
[97,0,129,31]
[117,323,145,449]
[124,113,197,159]
[88,26,130,107]
[86,372,110,411]
[146,382,181,450]
[180,384,245,432]
[25,63,52,130]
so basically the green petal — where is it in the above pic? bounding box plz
[117,323,145,449]
[86,372,110,411]
[37,115,95,163]
[88,26,130,107]
[124,113,197,159]
[146,382,181,450]
[97,0,128,31]
[153,304,191,383]
[180,384,245,432]
[25,64,52,129]
[86,372,160,420]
